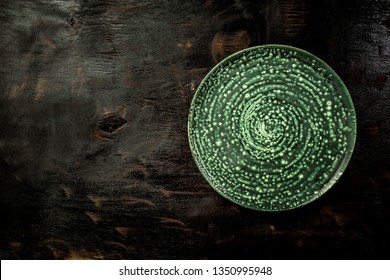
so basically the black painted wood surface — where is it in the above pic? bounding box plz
[0,0,389,259]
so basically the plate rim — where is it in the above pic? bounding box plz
[188,44,357,211]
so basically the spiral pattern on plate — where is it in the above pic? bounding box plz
[188,45,356,211]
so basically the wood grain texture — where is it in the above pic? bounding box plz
[0,0,389,259]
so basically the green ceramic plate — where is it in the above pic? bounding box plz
[188,44,356,211]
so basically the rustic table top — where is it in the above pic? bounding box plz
[1,0,389,259]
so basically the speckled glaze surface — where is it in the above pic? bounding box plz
[188,45,356,211]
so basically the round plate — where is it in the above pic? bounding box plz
[188,45,356,211]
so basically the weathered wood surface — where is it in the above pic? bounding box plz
[0,0,389,259]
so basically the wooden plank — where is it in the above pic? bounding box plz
[0,0,389,259]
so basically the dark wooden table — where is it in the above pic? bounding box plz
[1,0,389,259]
